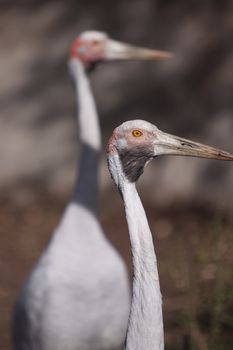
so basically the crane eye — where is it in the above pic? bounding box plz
[92,40,101,46]
[132,129,143,137]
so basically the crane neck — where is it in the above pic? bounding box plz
[69,59,101,150]
[122,181,164,350]
[69,59,101,214]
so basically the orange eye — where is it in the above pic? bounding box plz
[92,40,101,46]
[132,129,142,137]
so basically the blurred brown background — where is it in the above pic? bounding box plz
[0,1,232,349]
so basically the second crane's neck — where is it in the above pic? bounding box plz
[69,59,101,214]
[69,59,101,151]
[122,181,164,350]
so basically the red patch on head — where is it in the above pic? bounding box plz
[69,37,82,59]
[69,36,105,63]
[107,129,118,155]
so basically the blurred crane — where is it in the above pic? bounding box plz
[12,32,172,350]
[107,119,233,349]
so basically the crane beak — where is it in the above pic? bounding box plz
[154,131,233,161]
[105,39,173,61]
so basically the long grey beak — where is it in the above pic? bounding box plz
[154,131,233,161]
[106,39,173,61]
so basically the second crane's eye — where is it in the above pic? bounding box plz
[92,40,101,46]
[132,129,143,137]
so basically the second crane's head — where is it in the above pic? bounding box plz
[69,30,172,71]
[107,120,233,189]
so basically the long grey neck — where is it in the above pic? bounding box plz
[69,59,101,214]
[122,181,164,350]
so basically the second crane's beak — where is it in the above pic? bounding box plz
[105,39,173,61]
[153,130,233,161]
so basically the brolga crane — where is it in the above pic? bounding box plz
[107,119,233,350]
[12,32,172,350]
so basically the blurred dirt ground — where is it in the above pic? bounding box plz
[0,187,232,350]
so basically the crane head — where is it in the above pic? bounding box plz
[69,30,173,71]
[107,119,233,185]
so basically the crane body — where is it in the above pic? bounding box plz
[14,203,129,349]
[13,57,129,350]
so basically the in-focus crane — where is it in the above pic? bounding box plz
[107,119,233,349]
